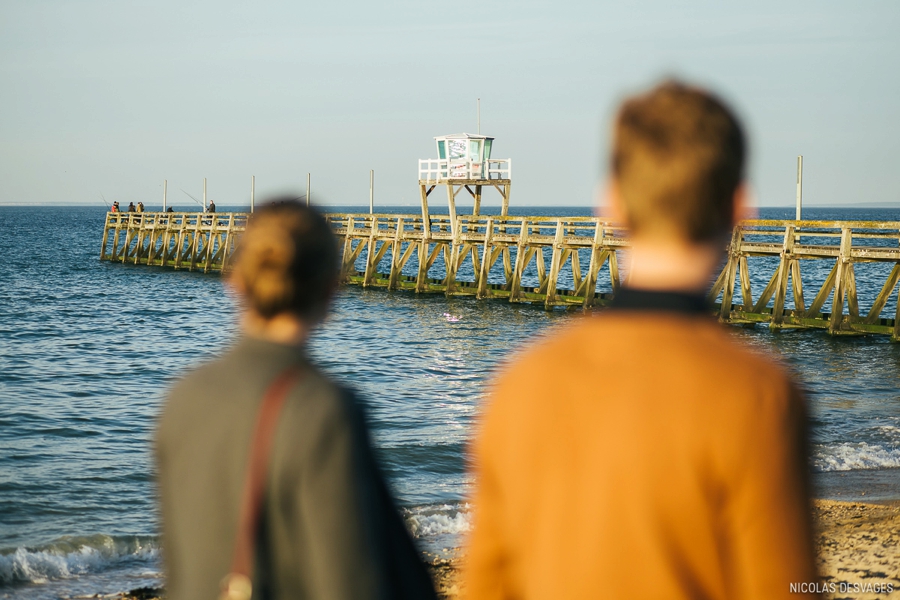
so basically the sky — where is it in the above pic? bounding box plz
[1,1,898,208]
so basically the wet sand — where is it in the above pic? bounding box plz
[118,499,900,600]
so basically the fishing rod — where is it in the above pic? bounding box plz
[100,193,110,210]
[179,189,204,208]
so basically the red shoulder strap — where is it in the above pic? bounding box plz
[223,367,304,598]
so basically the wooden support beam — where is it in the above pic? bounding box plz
[807,262,839,318]
[846,264,860,318]
[420,184,431,234]
[536,246,547,292]
[865,263,900,324]
[771,225,795,327]
[476,217,495,298]
[362,223,380,287]
[388,218,405,290]
[718,227,742,321]
[791,259,805,316]
[828,228,853,334]
[445,216,462,295]
[752,268,781,314]
[739,256,753,310]
[509,221,531,302]
[609,250,620,292]
[544,221,565,308]
[582,222,606,308]
[100,214,112,259]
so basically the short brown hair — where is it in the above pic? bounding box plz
[229,199,338,320]
[611,80,746,242]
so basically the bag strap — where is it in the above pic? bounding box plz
[221,367,304,600]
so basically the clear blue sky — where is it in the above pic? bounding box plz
[1,1,897,208]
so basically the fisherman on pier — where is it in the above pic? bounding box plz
[111,201,119,212]
[207,199,216,213]
[465,81,819,600]
[127,202,136,212]
[137,202,145,213]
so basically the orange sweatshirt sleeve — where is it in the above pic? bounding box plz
[725,379,821,600]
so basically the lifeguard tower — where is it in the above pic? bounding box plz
[418,133,511,232]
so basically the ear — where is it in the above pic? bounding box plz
[732,182,756,225]
[601,179,628,225]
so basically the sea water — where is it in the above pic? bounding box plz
[1,205,899,598]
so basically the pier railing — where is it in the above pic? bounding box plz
[100,212,247,273]
[418,158,512,182]
[100,212,900,338]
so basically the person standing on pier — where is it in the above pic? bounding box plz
[207,199,216,213]
[465,81,820,599]
[155,200,436,600]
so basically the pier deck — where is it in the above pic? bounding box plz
[100,211,900,339]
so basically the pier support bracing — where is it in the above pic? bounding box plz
[101,212,900,338]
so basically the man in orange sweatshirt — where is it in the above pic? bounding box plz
[464,81,821,599]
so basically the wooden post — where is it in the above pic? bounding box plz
[220,215,236,272]
[447,184,459,239]
[509,221,530,302]
[203,214,218,272]
[739,256,753,311]
[582,221,603,308]
[771,225,795,327]
[718,227,742,321]
[501,183,510,217]
[791,259,806,316]
[828,228,852,334]
[473,185,482,216]
[544,221,565,308]
[415,238,430,293]
[100,213,112,259]
[420,184,431,233]
[796,155,803,221]
[445,215,461,295]
[363,225,377,287]
[476,217,494,298]
[369,170,374,214]
[388,217,404,290]
[163,179,167,212]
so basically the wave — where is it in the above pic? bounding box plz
[0,534,159,586]
[404,503,471,538]
[813,442,900,472]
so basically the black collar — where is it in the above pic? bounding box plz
[610,287,710,314]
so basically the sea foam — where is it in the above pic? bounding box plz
[813,442,900,472]
[0,535,158,586]
[404,503,472,538]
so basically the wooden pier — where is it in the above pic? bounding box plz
[100,211,900,339]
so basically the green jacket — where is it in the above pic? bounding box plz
[156,337,437,600]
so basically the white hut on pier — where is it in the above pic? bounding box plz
[418,133,511,228]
